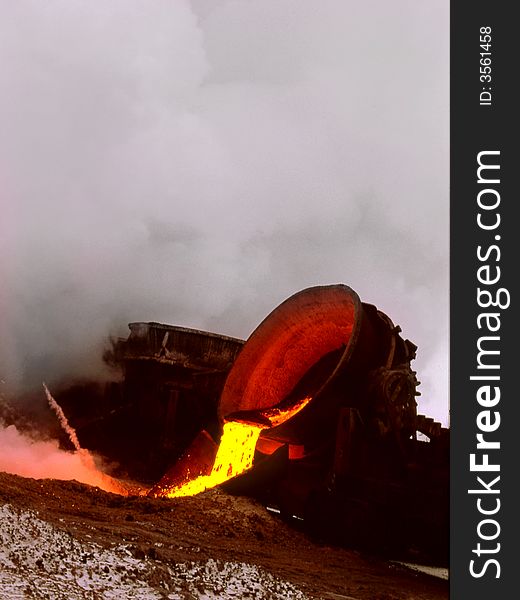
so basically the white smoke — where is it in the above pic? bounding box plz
[0,1,448,423]
[44,382,83,452]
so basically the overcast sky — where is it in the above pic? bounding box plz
[0,1,449,424]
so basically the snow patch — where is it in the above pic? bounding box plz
[393,561,449,580]
[0,503,310,599]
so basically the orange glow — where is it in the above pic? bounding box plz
[42,383,130,495]
[258,395,311,427]
[154,421,262,498]
[152,397,311,498]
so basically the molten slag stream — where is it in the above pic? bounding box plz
[154,396,311,499]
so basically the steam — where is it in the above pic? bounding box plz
[43,382,82,453]
[0,384,127,494]
[0,1,448,423]
[0,424,124,493]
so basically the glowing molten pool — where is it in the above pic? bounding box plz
[153,396,311,498]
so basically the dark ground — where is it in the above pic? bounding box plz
[0,471,448,599]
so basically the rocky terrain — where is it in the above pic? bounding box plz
[0,472,448,599]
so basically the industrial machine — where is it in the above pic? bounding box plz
[56,284,449,562]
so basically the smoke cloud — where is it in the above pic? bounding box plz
[0,384,128,493]
[0,423,123,492]
[0,1,448,423]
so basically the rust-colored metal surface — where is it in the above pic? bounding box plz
[219,285,361,419]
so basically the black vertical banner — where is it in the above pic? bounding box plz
[451,2,518,598]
